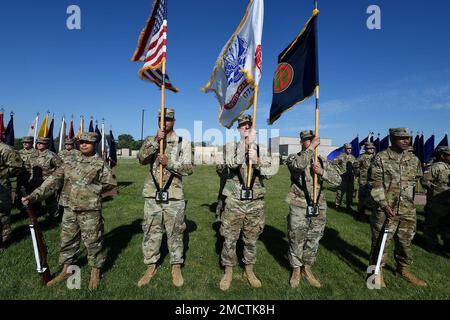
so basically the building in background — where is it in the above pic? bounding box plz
[270,136,337,163]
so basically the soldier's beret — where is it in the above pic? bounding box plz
[300,130,314,141]
[65,138,75,145]
[344,143,352,149]
[36,137,50,144]
[364,142,375,149]
[389,128,411,137]
[237,114,252,127]
[158,108,175,120]
[22,136,34,143]
[440,146,450,155]
[79,132,98,143]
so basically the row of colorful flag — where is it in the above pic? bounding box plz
[0,110,117,167]
[327,133,449,163]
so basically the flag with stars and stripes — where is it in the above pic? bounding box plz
[131,0,178,93]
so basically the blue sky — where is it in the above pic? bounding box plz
[1,0,449,146]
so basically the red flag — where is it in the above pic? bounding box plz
[69,119,75,139]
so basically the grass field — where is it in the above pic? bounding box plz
[0,159,448,300]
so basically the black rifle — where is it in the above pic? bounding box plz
[25,204,52,284]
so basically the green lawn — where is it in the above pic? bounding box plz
[0,159,448,300]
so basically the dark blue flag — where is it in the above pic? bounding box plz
[423,135,435,163]
[95,124,102,156]
[268,10,319,124]
[418,134,424,163]
[373,137,380,153]
[359,136,368,148]
[351,137,360,157]
[107,130,117,168]
[89,120,94,133]
[436,134,448,149]
[327,147,343,161]
[413,134,419,156]
[379,135,389,152]
[4,113,15,147]
[47,118,56,153]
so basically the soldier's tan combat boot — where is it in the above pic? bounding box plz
[171,264,184,287]
[290,267,301,288]
[243,265,262,288]
[219,266,233,291]
[47,264,71,286]
[396,266,427,287]
[137,264,157,288]
[302,265,321,288]
[88,267,101,291]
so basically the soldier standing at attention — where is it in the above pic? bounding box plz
[22,132,117,290]
[286,130,342,288]
[421,146,450,257]
[0,141,24,250]
[58,138,81,163]
[17,136,39,211]
[332,143,356,210]
[218,114,276,291]
[137,108,193,288]
[31,137,63,223]
[354,142,376,215]
[368,128,427,287]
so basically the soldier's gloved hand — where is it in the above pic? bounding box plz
[313,163,324,176]
[382,205,395,218]
[248,149,258,163]
[158,154,168,167]
[21,196,30,206]
[156,129,165,142]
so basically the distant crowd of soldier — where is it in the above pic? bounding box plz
[1,108,449,291]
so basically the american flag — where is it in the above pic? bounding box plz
[132,0,178,92]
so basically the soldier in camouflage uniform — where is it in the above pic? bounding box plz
[286,131,342,288]
[137,108,194,288]
[354,142,376,215]
[17,136,39,211]
[215,164,228,222]
[22,132,117,290]
[0,141,25,250]
[368,128,427,287]
[332,143,356,210]
[421,146,450,257]
[218,115,277,291]
[30,137,63,222]
[58,138,81,163]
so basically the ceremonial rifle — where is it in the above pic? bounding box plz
[25,204,52,284]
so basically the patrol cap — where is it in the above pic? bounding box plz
[237,114,252,127]
[344,143,352,149]
[389,128,411,138]
[79,132,98,144]
[36,137,50,144]
[65,138,75,145]
[158,108,175,120]
[364,142,375,149]
[300,130,314,141]
[22,136,34,143]
[440,146,450,155]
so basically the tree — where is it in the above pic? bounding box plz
[117,134,134,149]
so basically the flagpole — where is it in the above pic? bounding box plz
[34,113,40,148]
[312,0,320,206]
[247,86,259,188]
[59,116,65,152]
[159,59,167,188]
[102,119,105,160]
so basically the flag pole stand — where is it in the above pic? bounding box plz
[313,85,320,205]
[247,85,259,189]
[159,59,167,188]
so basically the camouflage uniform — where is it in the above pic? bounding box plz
[17,137,39,210]
[0,142,24,244]
[286,133,341,268]
[421,147,450,251]
[332,145,356,208]
[27,133,117,268]
[369,130,423,268]
[30,138,63,218]
[58,138,81,164]
[219,137,276,267]
[138,110,193,266]
[354,142,376,215]
[215,164,228,222]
